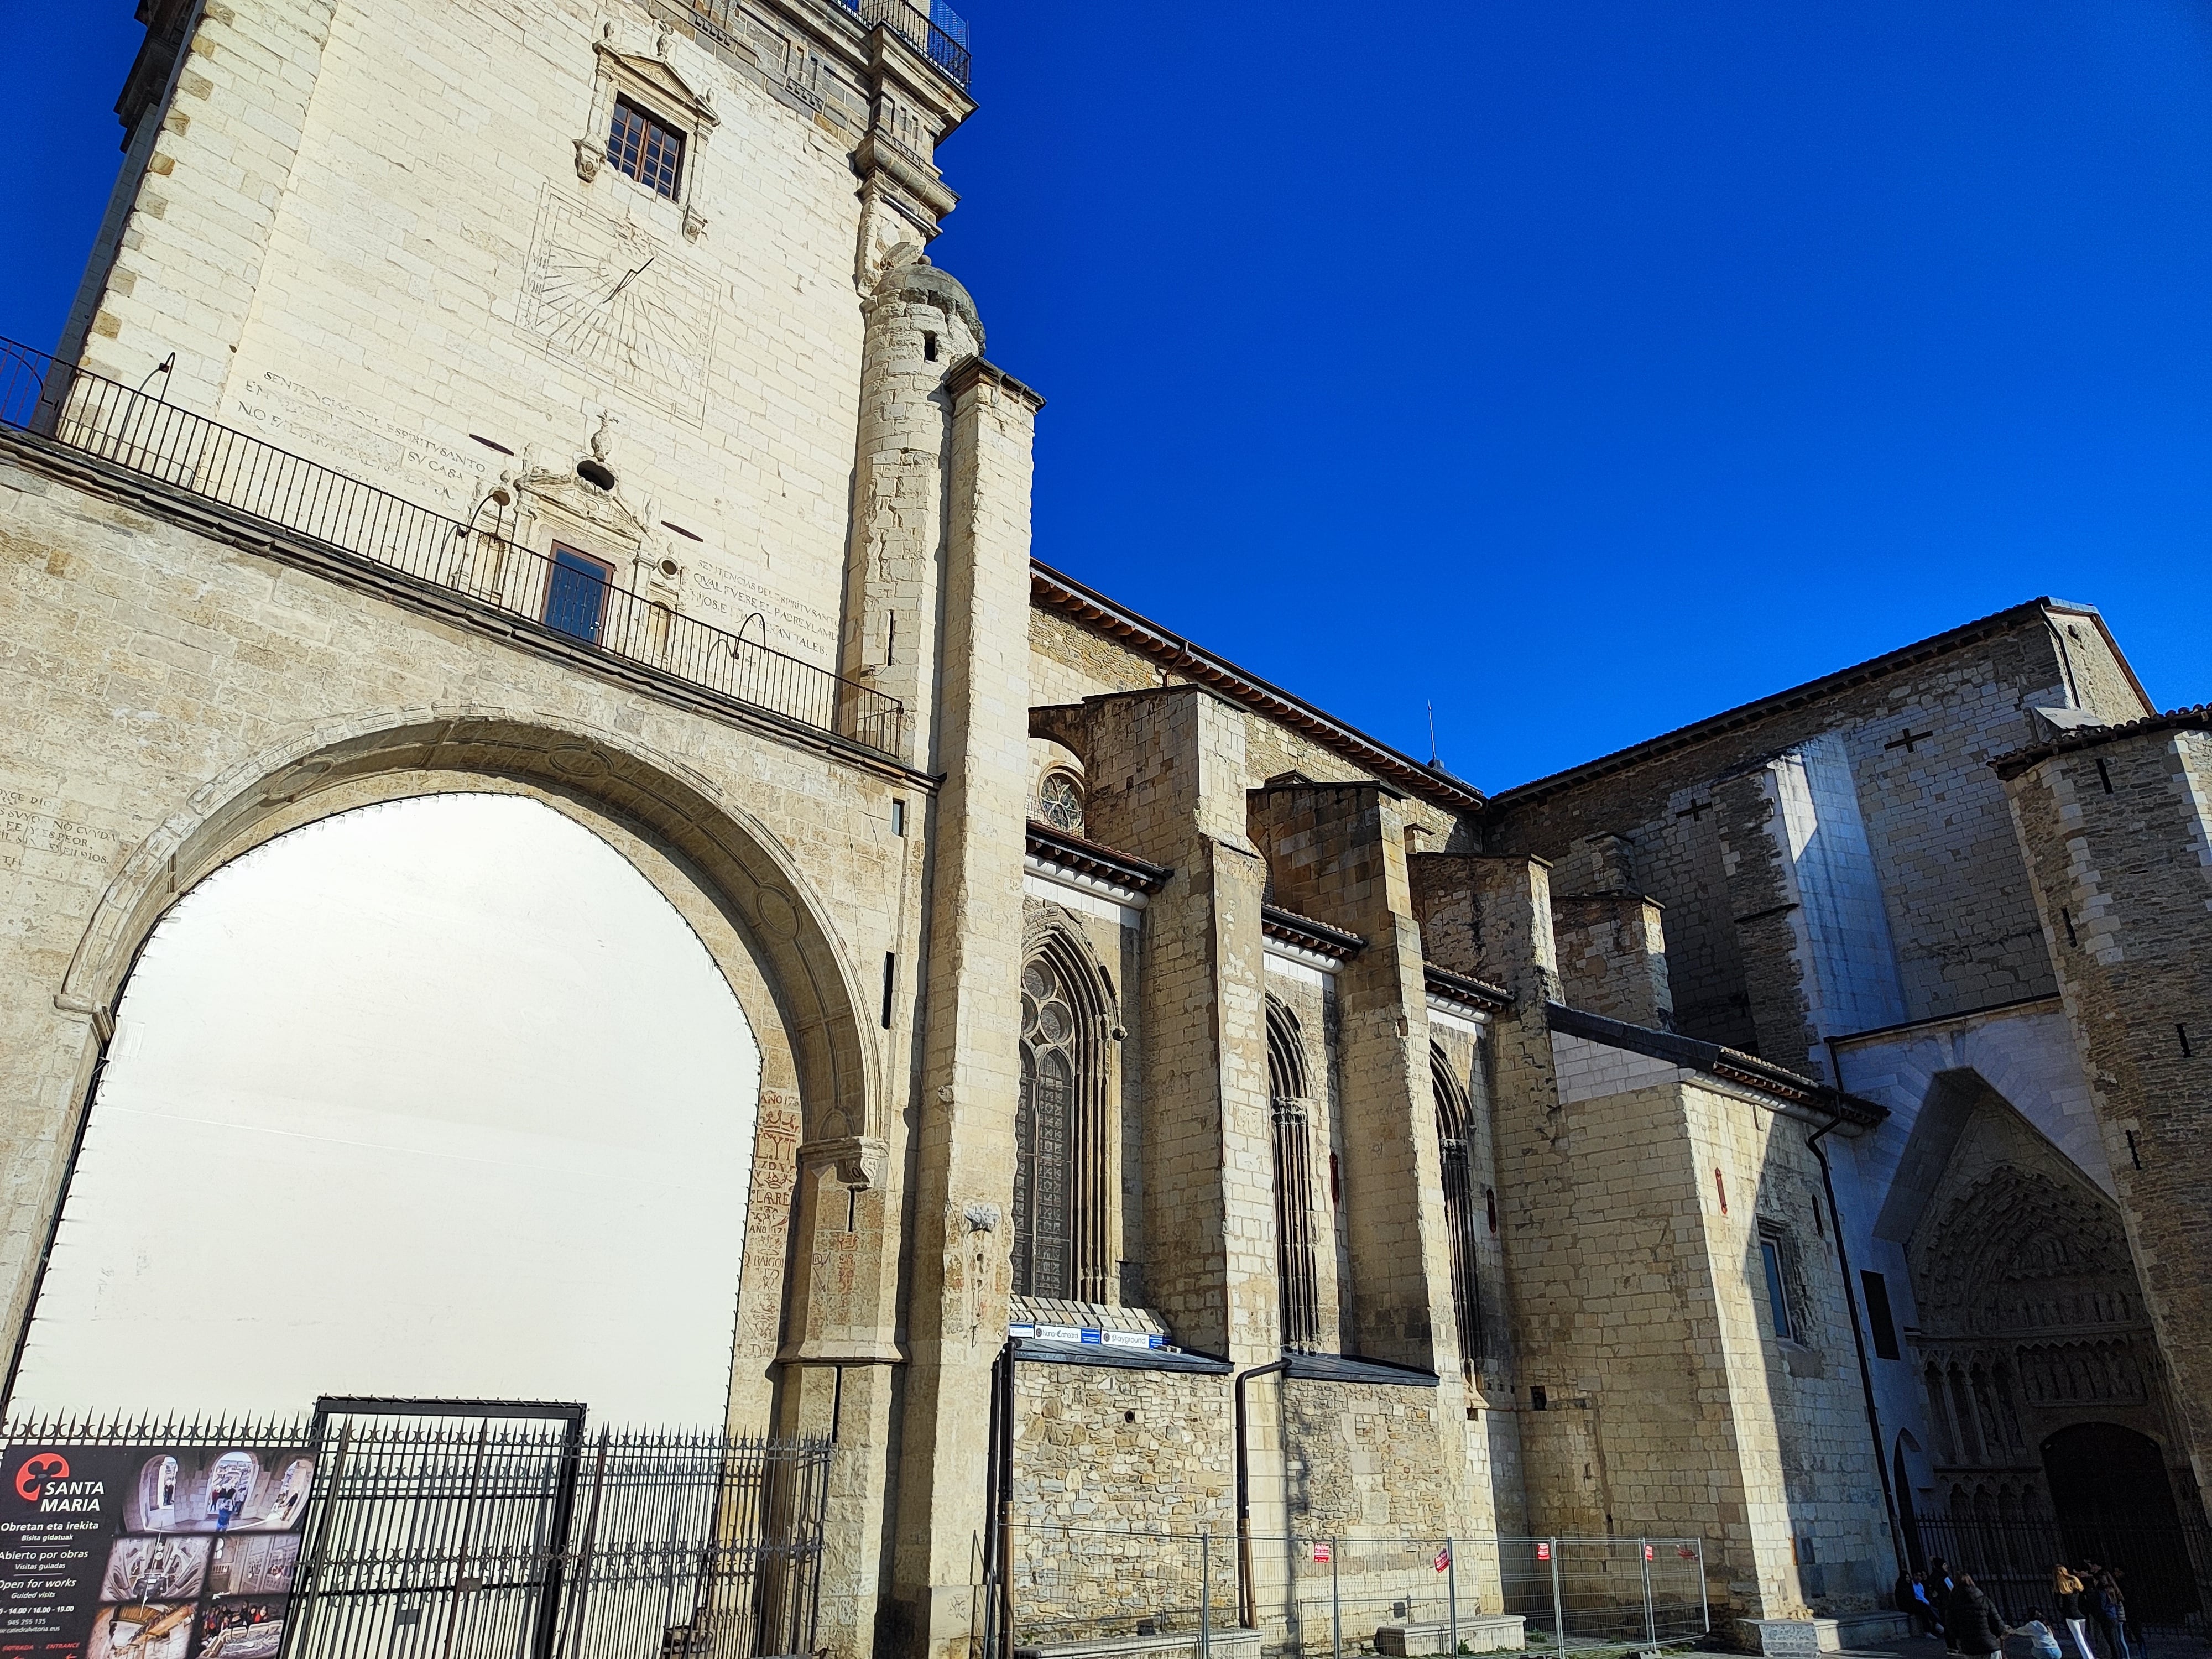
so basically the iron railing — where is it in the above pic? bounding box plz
[682,0,969,88]
[0,1410,833,1659]
[0,337,906,761]
[1911,1515,2212,1630]
[843,0,971,87]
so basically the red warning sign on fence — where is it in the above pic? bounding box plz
[1536,1542,1551,1561]
[1434,1547,1452,1572]
[1645,1544,1655,1561]
[1312,1542,1332,1564]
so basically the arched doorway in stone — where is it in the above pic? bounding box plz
[13,793,764,1422]
[2042,1422,2195,1621]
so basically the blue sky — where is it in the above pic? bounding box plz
[11,3,2210,788]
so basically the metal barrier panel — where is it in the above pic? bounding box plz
[1005,1528,1708,1659]
[1006,1525,1235,1650]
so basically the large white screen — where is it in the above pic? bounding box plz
[14,793,761,1424]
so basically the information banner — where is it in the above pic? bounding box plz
[0,1441,315,1659]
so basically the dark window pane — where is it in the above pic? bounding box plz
[1761,1238,1794,1340]
[609,98,685,200]
[1863,1268,1902,1360]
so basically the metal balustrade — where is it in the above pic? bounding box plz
[0,337,905,762]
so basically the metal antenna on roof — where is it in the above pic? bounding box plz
[1427,701,1439,768]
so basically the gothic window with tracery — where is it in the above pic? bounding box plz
[1039,771,1084,834]
[1267,998,1321,1352]
[1433,1042,1485,1371]
[1015,935,1113,1302]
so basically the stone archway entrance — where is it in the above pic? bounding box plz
[12,792,765,1421]
[2042,1423,2198,1622]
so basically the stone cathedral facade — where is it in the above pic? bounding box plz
[1,3,2209,1658]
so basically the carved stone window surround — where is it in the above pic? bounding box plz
[577,28,719,242]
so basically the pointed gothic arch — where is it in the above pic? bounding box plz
[1432,1042,1485,1374]
[1015,919,1116,1303]
[1266,995,1321,1352]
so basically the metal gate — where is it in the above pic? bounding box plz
[0,1405,832,1659]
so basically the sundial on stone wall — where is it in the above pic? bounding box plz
[521,191,717,421]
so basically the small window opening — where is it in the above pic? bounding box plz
[576,457,617,492]
[2095,758,2115,795]
[890,799,907,837]
[1486,1187,1498,1234]
[1531,1385,1548,1411]
[608,96,686,200]
[1760,1229,1796,1342]
[1039,771,1084,834]
[922,331,940,362]
[1861,1269,1901,1360]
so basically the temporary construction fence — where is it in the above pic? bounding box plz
[0,1405,832,1659]
[999,1525,1709,1657]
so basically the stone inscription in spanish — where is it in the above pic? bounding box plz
[0,789,124,877]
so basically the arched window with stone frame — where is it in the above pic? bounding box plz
[1015,922,1115,1303]
[1432,1042,1486,1373]
[1266,996,1322,1353]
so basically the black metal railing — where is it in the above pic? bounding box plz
[682,0,970,88]
[1911,1515,2212,1629]
[0,1410,834,1659]
[839,0,971,86]
[0,337,906,761]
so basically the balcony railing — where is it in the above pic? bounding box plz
[841,0,971,87]
[689,0,972,88]
[0,337,905,761]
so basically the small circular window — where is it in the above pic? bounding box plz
[1039,771,1084,834]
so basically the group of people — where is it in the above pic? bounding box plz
[1895,1559,2137,1659]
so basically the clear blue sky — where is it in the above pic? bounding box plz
[11,3,2209,789]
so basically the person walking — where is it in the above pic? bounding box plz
[2087,1568,2130,1659]
[2052,1566,2095,1659]
[1952,1574,2010,1659]
[1931,1558,1963,1653]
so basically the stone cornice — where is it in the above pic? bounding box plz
[945,356,1045,412]
[1991,703,2212,780]
[1546,1002,1886,1129]
[1024,820,1169,896]
[1423,962,1514,1014]
[1261,905,1366,963]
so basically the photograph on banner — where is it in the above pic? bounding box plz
[99,1533,211,1601]
[199,1595,290,1658]
[123,1448,316,1532]
[85,1600,194,1659]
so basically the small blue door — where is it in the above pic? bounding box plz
[544,544,611,644]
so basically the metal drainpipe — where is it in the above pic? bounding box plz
[1234,1357,1290,1629]
[1806,1111,1908,1578]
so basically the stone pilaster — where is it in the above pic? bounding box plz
[888,356,1041,1659]
[1250,781,1458,1373]
[1552,890,1675,1030]
[1078,685,1277,1366]
[2002,724,2212,1498]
